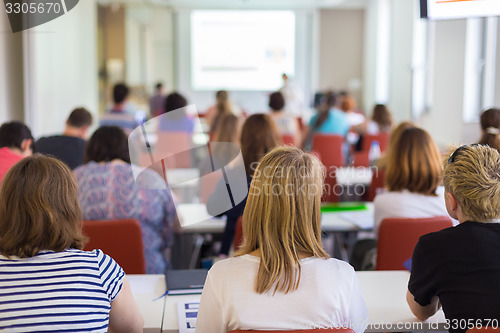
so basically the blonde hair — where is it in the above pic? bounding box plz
[384,127,442,195]
[0,154,87,258]
[237,146,329,294]
[444,144,500,222]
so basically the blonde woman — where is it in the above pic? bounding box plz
[197,146,368,333]
[408,144,500,330]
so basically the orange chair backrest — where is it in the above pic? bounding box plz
[82,219,146,274]
[311,134,344,203]
[229,329,355,333]
[362,133,390,152]
[376,216,453,270]
[282,134,295,146]
[155,132,192,168]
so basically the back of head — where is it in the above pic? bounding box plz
[67,108,93,128]
[311,91,337,131]
[240,114,282,176]
[372,104,393,131]
[238,146,329,294]
[385,127,442,195]
[164,92,188,113]
[479,108,500,152]
[0,121,34,150]
[377,121,416,169]
[324,90,337,109]
[269,91,285,112]
[215,90,231,116]
[113,83,129,105]
[444,144,500,222]
[85,126,130,163]
[0,154,86,258]
[340,95,357,112]
[155,82,163,91]
[213,114,239,144]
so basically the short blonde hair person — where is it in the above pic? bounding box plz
[444,144,500,222]
[0,154,87,258]
[384,127,442,195]
[237,146,329,294]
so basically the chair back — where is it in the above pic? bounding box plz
[233,216,244,252]
[376,216,453,270]
[281,134,295,146]
[365,169,385,202]
[155,132,192,168]
[82,219,146,274]
[363,133,390,152]
[311,134,344,202]
[229,329,355,333]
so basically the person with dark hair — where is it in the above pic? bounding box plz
[36,107,93,169]
[207,114,282,256]
[158,92,195,133]
[100,83,145,134]
[0,121,34,181]
[268,91,301,145]
[74,126,178,274]
[302,90,349,150]
[150,82,166,118]
[0,154,143,332]
[478,108,500,152]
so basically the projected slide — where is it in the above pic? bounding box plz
[425,0,500,20]
[191,10,295,91]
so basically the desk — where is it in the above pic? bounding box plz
[128,274,166,333]
[178,203,374,233]
[161,270,446,332]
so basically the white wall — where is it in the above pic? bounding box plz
[418,19,468,147]
[24,0,99,137]
[0,9,25,122]
[175,9,317,115]
[318,9,364,104]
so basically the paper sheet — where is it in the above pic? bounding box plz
[177,300,200,333]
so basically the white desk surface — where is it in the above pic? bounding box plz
[161,270,445,333]
[128,274,167,333]
[178,203,374,233]
[336,167,373,186]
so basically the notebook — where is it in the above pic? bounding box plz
[166,269,208,295]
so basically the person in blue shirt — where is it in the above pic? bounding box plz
[303,90,349,150]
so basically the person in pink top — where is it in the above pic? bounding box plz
[0,121,34,182]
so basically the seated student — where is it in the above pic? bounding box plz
[207,114,281,256]
[373,127,449,234]
[205,90,234,134]
[150,82,166,118]
[36,107,92,169]
[302,91,349,150]
[100,83,145,134]
[0,154,143,332]
[73,126,177,274]
[478,107,500,152]
[407,144,500,332]
[268,91,301,145]
[197,146,368,333]
[0,121,34,181]
[356,104,393,136]
[158,92,195,133]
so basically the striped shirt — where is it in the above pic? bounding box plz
[0,249,125,332]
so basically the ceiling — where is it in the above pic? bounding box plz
[96,0,369,9]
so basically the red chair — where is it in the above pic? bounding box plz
[229,329,354,333]
[311,134,345,202]
[233,216,244,252]
[352,133,390,167]
[364,169,385,202]
[376,216,453,270]
[282,134,295,146]
[82,219,146,274]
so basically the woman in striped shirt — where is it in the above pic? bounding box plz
[0,154,143,332]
